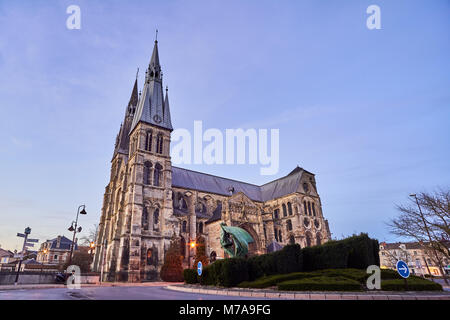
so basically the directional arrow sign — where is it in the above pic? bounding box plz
[17,233,26,238]
[396,260,410,278]
[27,239,39,243]
[197,261,203,276]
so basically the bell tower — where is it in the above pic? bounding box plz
[125,39,176,282]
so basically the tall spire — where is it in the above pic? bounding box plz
[163,86,173,129]
[114,77,139,158]
[131,38,173,132]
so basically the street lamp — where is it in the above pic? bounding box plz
[409,194,448,284]
[68,204,87,265]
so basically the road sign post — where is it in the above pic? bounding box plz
[396,260,410,291]
[197,261,203,276]
[14,227,38,285]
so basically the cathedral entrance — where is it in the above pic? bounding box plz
[237,223,260,256]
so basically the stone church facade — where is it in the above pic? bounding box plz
[92,40,332,282]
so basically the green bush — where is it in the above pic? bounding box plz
[198,234,379,287]
[183,269,198,284]
[302,233,379,271]
[278,276,362,291]
[198,263,216,286]
[215,257,249,287]
[247,244,302,281]
[381,278,443,291]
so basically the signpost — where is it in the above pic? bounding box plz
[14,227,39,285]
[396,260,410,290]
[197,261,203,276]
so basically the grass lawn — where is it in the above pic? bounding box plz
[237,268,443,292]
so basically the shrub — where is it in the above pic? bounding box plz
[247,244,302,281]
[215,258,249,287]
[183,269,198,284]
[381,278,443,291]
[302,233,379,271]
[278,276,362,291]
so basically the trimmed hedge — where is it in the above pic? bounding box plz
[186,234,379,287]
[278,276,362,291]
[381,278,443,291]
[183,269,198,284]
[302,234,379,271]
[247,244,302,281]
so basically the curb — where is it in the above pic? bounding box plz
[165,285,450,300]
[0,282,183,291]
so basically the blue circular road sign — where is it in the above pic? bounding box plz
[396,260,410,278]
[197,261,203,276]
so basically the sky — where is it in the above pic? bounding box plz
[0,0,449,251]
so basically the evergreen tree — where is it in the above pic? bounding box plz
[194,236,209,267]
[160,238,184,282]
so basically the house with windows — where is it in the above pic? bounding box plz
[92,39,332,282]
[36,235,77,265]
[379,241,450,276]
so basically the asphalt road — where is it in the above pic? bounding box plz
[0,285,260,300]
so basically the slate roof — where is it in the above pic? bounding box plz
[0,248,14,258]
[47,236,77,251]
[206,202,223,224]
[113,78,138,158]
[130,40,173,133]
[171,166,307,202]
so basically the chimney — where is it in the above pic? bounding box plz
[56,236,61,248]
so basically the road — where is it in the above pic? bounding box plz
[0,285,260,300]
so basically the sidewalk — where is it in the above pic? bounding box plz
[166,284,450,300]
[0,282,183,291]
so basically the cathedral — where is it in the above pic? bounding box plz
[92,39,332,282]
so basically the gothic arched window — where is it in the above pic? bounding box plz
[287,202,293,215]
[282,204,287,217]
[146,249,153,265]
[156,134,163,154]
[306,233,312,247]
[145,130,153,151]
[316,234,322,246]
[274,228,279,242]
[153,208,159,230]
[308,202,312,216]
[312,203,316,216]
[274,209,279,219]
[142,207,149,230]
[154,163,162,186]
[289,235,295,245]
[199,222,203,234]
[304,201,307,215]
[286,219,292,231]
[182,221,187,233]
[180,237,186,258]
[143,161,152,185]
[279,230,283,243]
[210,251,217,262]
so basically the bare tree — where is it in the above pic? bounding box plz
[387,188,449,283]
[80,224,98,246]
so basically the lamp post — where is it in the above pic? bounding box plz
[68,205,87,265]
[409,194,448,284]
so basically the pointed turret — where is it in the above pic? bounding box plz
[130,39,173,133]
[163,86,173,129]
[113,77,139,157]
